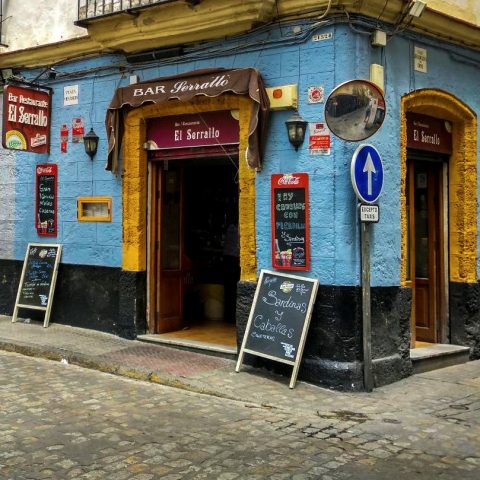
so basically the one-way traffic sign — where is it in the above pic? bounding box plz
[351,144,384,203]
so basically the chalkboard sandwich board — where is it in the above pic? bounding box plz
[12,243,62,328]
[236,270,319,388]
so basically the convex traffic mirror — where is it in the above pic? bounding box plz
[325,80,386,142]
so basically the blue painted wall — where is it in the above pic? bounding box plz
[5,21,479,287]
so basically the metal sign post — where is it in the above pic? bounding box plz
[360,219,374,392]
[351,145,384,392]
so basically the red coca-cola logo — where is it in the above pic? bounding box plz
[278,175,300,185]
[36,166,54,175]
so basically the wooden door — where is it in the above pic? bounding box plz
[408,160,444,343]
[150,161,185,333]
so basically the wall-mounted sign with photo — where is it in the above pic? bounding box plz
[325,80,386,142]
[2,84,52,153]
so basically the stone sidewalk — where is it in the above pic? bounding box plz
[0,315,479,422]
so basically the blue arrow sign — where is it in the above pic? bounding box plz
[351,144,384,203]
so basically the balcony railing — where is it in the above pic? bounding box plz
[77,0,179,24]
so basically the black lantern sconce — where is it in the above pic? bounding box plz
[83,128,99,160]
[285,111,308,151]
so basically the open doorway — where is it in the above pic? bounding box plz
[148,156,239,351]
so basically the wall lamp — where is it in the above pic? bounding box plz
[83,128,99,160]
[408,0,427,18]
[285,111,308,151]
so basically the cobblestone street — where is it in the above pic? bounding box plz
[1,351,479,480]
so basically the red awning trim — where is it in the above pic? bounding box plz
[105,67,269,174]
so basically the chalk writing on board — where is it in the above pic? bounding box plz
[36,164,57,237]
[243,271,317,361]
[18,245,60,307]
[271,174,310,271]
[236,270,319,389]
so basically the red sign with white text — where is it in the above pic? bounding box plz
[146,110,239,150]
[271,173,310,271]
[2,85,51,153]
[406,112,452,155]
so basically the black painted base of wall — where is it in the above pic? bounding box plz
[2,257,479,389]
[450,282,480,359]
[0,260,146,339]
[237,281,413,391]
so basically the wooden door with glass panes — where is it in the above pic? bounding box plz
[407,159,445,344]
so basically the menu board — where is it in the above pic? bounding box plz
[12,244,62,327]
[271,173,310,271]
[236,270,319,388]
[36,164,57,237]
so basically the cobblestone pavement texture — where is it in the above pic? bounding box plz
[0,316,480,479]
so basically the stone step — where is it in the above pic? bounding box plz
[137,334,237,359]
[410,344,471,374]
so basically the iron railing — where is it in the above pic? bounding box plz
[77,0,176,23]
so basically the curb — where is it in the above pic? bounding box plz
[0,340,261,407]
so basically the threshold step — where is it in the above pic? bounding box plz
[137,334,237,359]
[410,344,470,374]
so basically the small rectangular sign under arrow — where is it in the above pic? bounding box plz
[360,204,379,223]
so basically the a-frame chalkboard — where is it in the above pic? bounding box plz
[12,243,62,328]
[236,270,319,388]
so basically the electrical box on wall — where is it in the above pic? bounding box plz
[266,84,298,110]
[371,30,387,47]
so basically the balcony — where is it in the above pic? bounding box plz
[76,0,198,25]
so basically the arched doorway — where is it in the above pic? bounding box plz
[401,89,477,346]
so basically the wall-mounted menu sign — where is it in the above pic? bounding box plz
[271,173,310,271]
[2,84,52,153]
[36,164,57,237]
[12,243,62,328]
[236,270,319,388]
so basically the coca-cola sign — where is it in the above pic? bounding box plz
[271,173,310,271]
[2,84,52,154]
[276,174,301,186]
[146,110,239,150]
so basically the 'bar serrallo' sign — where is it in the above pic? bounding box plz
[2,84,52,154]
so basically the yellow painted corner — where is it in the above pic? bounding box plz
[122,95,257,281]
[400,89,478,284]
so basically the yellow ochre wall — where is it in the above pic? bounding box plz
[400,89,478,284]
[121,94,257,282]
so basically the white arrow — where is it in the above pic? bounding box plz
[363,153,376,196]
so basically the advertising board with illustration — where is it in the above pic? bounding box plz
[2,84,51,154]
[236,270,319,388]
[271,173,310,271]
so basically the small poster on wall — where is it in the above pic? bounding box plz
[271,173,310,271]
[72,117,84,143]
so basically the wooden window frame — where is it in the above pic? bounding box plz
[77,196,112,222]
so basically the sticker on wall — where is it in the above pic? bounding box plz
[72,118,85,143]
[308,86,324,104]
[60,124,69,153]
[308,122,331,155]
[64,85,79,106]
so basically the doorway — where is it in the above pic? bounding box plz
[407,155,448,345]
[148,156,239,349]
